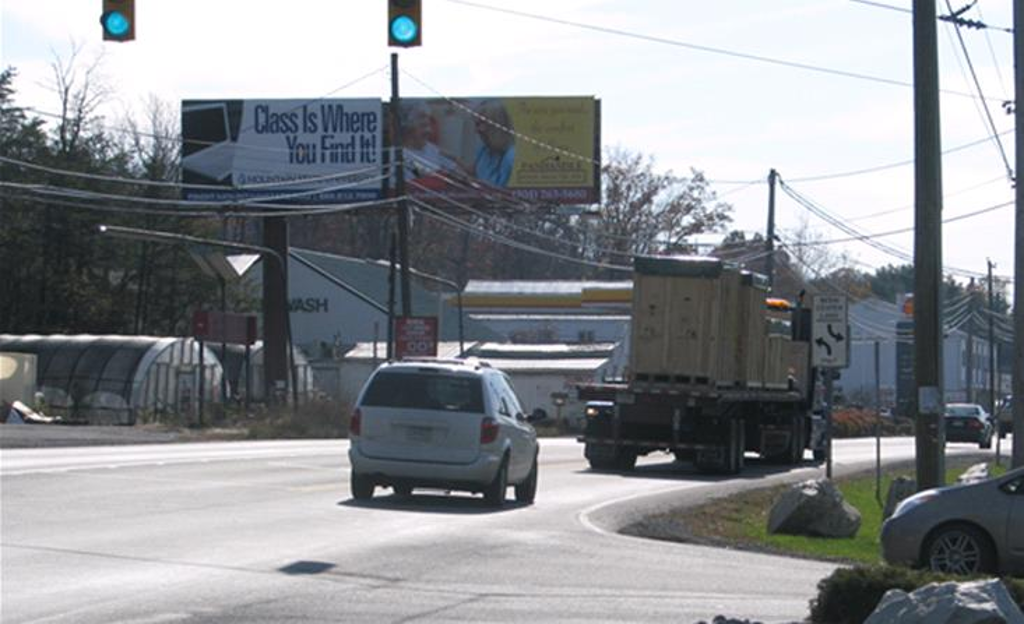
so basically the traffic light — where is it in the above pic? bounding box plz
[100,0,135,42]
[388,0,421,47]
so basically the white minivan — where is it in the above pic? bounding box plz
[348,358,546,507]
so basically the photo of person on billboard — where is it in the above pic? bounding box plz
[401,102,461,182]
[471,99,515,187]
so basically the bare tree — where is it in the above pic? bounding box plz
[593,147,733,267]
[47,41,110,156]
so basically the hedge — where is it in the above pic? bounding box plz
[809,564,1024,624]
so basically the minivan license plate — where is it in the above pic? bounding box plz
[406,426,432,442]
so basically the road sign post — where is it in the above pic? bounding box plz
[812,295,849,479]
[395,316,438,360]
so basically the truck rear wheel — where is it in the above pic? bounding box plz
[585,443,637,472]
[695,419,745,475]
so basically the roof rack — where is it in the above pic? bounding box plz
[399,356,492,369]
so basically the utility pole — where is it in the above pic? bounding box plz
[988,261,996,414]
[874,340,882,505]
[263,216,290,404]
[1014,0,1024,468]
[912,0,945,489]
[387,233,397,360]
[390,53,413,317]
[988,259,1000,463]
[966,277,975,403]
[766,169,778,289]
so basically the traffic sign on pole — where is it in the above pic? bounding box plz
[812,295,849,369]
[395,316,438,360]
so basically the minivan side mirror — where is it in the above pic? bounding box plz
[527,408,548,423]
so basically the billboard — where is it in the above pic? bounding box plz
[394,97,600,204]
[181,99,384,203]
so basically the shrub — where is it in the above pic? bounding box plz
[245,400,350,439]
[831,409,913,438]
[809,564,1024,624]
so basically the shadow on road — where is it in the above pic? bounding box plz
[577,455,825,483]
[338,491,532,515]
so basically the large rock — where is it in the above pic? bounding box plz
[766,478,861,538]
[883,476,918,520]
[864,579,1024,624]
[958,463,990,484]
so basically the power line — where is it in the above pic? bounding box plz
[942,0,1014,182]
[778,177,1011,279]
[783,128,1013,184]
[409,197,633,274]
[849,0,1013,33]
[0,183,401,218]
[443,0,993,100]
[0,154,391,192]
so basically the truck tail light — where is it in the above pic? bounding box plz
[350,408,362,436]
[480,417,499,444]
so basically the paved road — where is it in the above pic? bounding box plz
[0,437,1001,623]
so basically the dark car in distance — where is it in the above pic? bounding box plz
[944,403,994,449]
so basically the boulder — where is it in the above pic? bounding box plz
[958,463,990,485]
[864,579,1024,624]
[883,476,918,520]
[767,478,861,538]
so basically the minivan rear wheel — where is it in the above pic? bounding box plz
[484,458,508,508]
[351,471,374,500]
[515,455,538,504]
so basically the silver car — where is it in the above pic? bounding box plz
[880,467,1024,576]
[348,358,546,507]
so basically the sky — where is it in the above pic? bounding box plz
[1,0,1019,294]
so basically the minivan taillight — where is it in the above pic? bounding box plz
[480,417,499,444]
[350,408,362,436]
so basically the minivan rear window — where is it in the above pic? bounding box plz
[361,371,485,413]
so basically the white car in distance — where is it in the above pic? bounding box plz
[348,358,547,507]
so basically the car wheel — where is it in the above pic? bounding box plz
[484,458,508,508]
[393,484,413,498]
[514,455,538,504]
[350,471,374,501]
[924,524,996,575]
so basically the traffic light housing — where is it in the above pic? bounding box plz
[101,0,135,42]
[388,0,422,47]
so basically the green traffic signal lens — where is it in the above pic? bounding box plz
[102,11,130,37]
[390,16,418,44]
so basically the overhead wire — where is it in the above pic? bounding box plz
[409,196,633,274]
[778,177,1011,279]
[441,0,993,100]
[0,154,392,192]
[0,185,400,218]
[942,0,1014,182]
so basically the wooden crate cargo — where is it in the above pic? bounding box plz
[630,256,724,385]
[716,270,769,388]
[784,340,811,393]
[764,335,790,389]
[741,273,768,387]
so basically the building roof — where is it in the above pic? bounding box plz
[463,280,631,295]
[480,358,610,373]
[469,342,617,358]
[461,280,632,310]
[286,249,501,342]
[468,314,630,322]
[340,341,474,361]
